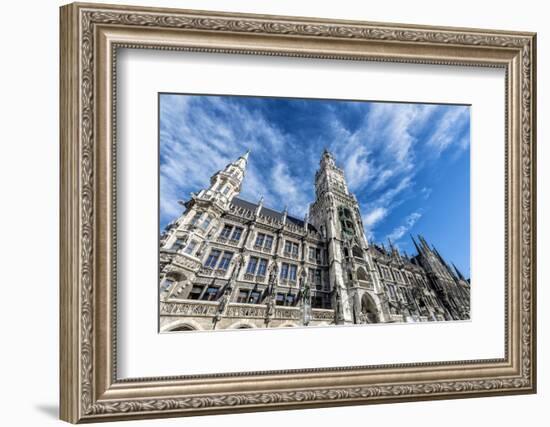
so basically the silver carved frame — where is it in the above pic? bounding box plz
[59,2,537,423]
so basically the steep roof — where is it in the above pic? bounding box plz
[230,197,318,232]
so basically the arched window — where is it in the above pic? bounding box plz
[361,293,380,323]
[340,206,353,219]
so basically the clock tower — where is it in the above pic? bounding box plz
[309,149,388,324]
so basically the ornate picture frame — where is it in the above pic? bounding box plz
[60,2,536,423]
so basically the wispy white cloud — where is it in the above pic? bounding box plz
[363,207,388,228]
[420,186,432,200]
[159,95,470,249]
[322,103,436,228]
[269,162,311,218]
[319,102,468,241]
[386,211,423,243]
[362,207,388,240]
[426,106,470,154]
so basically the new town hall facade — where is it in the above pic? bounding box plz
[159,150,470,332]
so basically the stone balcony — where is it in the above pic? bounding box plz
[243,273,267,283]
[283,250,300,260]
[198,267,229,278]
[253,243,273,254]
[215,236,241,247]
[160,250,202,272]
[278,278,298,287]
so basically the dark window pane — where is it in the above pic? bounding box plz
[220,225,233,239]
[257,259,268,276]
[231,227,243,241]
[189,285,204,300]
[205,249,221,268]
[218,252,234,270]
[246,257,258,274]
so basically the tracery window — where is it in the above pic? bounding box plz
[171,238,186,251]
[257,259,268,276]
[200,214,212,230]
[204,249,221,268]
[183,240,198,255]
[284,240,299,257]
[217,251,234,270]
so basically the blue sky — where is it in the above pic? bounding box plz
[159,94,470,277]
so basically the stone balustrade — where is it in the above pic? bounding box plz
[161,300,335,322]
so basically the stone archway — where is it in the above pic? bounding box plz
[279,321,299,328]
[228,320,257,330]
[169,324,196,332]
[361,293,380,323]
[162,318,203,332]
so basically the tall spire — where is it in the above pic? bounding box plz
[282,205,288,225]
[410,234,422,254]
[205,150,250,203]
[388,238,399,257]
[433,245,450,267]
[418,235,431,252]
[453,263,466,281]
[255,195,264,217]
[233,149,250,170]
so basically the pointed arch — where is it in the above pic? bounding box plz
[361,293,380,323]
[228,320,257,330]
[169,324,196,332]
[162,318,204,332]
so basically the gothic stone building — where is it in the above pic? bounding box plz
[159,150,470,332]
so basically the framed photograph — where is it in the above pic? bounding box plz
[60,2,537,423]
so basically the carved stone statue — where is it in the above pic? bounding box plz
[302,281,311,304]
[264,290,276,326]
[334,283,344,323]
[217,287,231,315]
[352,289,361,323]
[231,253,246,281]
[300,268,311,305]
[265,296,276,318]
[267,261,279,286]
[300,270,312,326]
